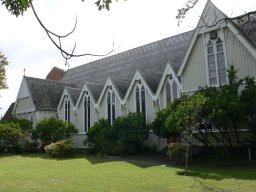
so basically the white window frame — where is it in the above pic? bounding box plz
[106,88,116,125]
[83,94,91,133]
[64,96,70,123]
[134,83,146,122]
[205,31,228,87]
[165,78,179,106]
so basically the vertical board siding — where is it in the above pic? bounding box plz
[224,28,256,78]
[182,35,207,92]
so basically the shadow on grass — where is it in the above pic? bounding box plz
[2,152,170,169]
[174,165,256,181]
[2,152,256,181]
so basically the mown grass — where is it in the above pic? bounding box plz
[0,153,255,192]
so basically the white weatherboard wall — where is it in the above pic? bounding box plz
[15,78,35,114]
[224,28,256,78]
[125,82,137,114]
[158,79,167,110]
[145,90,154,124]
[98,91,107,120]
[181,34,207,93]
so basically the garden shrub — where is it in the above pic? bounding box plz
[112,112,149,155]
[20,139,39,153]
[84,119,114,155]
[44,139,75,157]
[0,122,24,153]
[3,118,33,134]
[32,117,78,147]
[167,143,187,164]
[84,113,149,156]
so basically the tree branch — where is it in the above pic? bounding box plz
[29,0,115,64]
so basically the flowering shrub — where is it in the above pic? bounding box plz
[44,139,75,157]
[32,117,78,147]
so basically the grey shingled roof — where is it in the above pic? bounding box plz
[233,13,256,47]
[139,70,163,94]
[109,77,131,99]
[66,87,81,106]
[84,82,104,102]
[61,30,195,95]
[2,102,15,120]
[25,77,76,111]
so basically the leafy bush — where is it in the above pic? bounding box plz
[112,112,149,155]
[84,119,114,155]
[2,118,33,134]
[20,139,39,153]
[84,113,149,156]
[44,139,75,157]
[32,117,78,147]
[0,122,24,153]
[167,143,187,164]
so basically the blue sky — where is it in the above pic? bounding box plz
[0,0,255,115]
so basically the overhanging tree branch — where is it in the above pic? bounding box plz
[29,0,115,65]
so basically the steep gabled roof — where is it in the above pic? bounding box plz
[178,1,256,76]
[2,102,15,120]
[65,87,81,106]
[25,76,76,111]
[61,30,194,92]
[138,70,162,94]
[109,76,130,99]
[233,13,256,47]
[84,82,104,102]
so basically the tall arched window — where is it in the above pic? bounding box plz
[107,90,116,124]
[166,81,171,104]
[136,87,140,113]
[111,92,116,122]
[64,98,70,123]
[84,96,90,132]
[166,80,178,104]
[135,84,146,121]
[172,81,178,100]
[207,38,227,86]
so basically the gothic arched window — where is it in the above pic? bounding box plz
[84,96,90,132]
[207,38,227,86]
[135,84,146,121]
[64,98,70,123]
[107,90,116,124]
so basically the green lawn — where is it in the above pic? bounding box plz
[0,154,255,192]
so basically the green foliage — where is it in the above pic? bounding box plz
[0,122,24,153]
[44,139,75,158]
[112,112,149,155]
[241,76,256,146]
[84,119,113,155]
[161,66,256,157]
[85,113,149,156]
[0,51,8,90]
[1,0,30,17]
[165,93,207,133]
[151,99,182,138]
[2,0,123,17]
[20,139,39,153]
[2,118,33,134]
[167,143,187,164]
[32,117,78,146]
